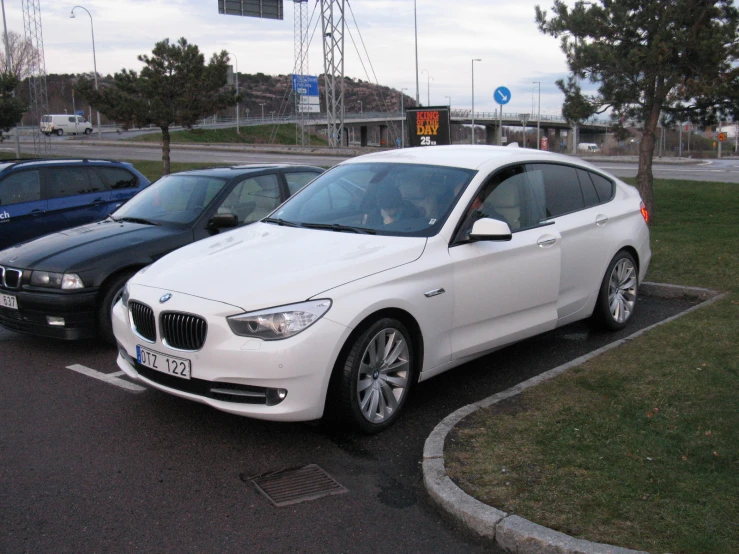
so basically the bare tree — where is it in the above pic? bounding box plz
[0,31,38,80]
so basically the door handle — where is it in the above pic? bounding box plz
[537,236,558,247]
[596,214,609,227]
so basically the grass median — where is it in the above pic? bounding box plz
[445,178,739,553]
[126,124,329,146]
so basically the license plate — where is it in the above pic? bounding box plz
[136,345,191,380]
[0,292,18,310]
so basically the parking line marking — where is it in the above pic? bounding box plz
[66,364,146,393]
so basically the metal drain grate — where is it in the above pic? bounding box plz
[250,464,348,507]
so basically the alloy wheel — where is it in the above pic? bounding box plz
[608,258,637,323]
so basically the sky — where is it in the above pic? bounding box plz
[2,0,576,116]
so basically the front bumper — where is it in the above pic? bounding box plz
[112,287,350,422]
[0,288,98,340]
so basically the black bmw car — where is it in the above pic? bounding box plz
[0,164,323,342]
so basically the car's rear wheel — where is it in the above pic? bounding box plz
[591,250,638,330]
[56,129,63,136]
[334,318,414,434]
[97,271,136,345]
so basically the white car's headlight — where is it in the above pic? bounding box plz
[120,281,130,308]
[227,299,332,340]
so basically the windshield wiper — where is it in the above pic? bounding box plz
[118,217,161,226]
[263,217,301,227]
[301,222,376,235]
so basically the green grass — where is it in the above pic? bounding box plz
[445,179,739,553]
[127,124,329,147]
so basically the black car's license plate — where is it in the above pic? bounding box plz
[0,292,18,310]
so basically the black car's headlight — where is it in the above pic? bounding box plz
[227,299,332,340]
[30,271,85,290]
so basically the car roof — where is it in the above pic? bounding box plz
[171,164,324,178]
[340,145,590,171]
[0,158,136,172]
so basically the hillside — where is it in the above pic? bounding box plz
[18,73,418,127]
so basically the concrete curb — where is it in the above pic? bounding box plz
[422,282,727,554]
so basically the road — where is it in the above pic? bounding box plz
[0,294,697,554]
[4,137,739,182]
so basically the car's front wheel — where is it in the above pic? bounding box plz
[97,271,136,344]
[334,318,415,434]
[84,128,92,135]
[591,250,638,330]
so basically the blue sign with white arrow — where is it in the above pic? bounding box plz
[494,86,511,105]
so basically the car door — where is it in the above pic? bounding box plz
[525,163,610,322]
[42,166,112,231]
[0,169,47,250]
[448,164,561,360]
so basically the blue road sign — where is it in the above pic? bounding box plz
[292,74,319,96]
[494,86,511,105]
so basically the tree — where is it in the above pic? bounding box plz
[77,37,237,175]
[0,31,38,81]
[535,0,739,220]
[0,73,27,141]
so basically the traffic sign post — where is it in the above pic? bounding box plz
[494,86,511,146]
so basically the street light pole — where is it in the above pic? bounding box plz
[533,81,541,149]
[260,103,266,120]
[471,58,481,145]
[359,100,363,114]
[445,96,451,108]
[414,0,420,106]
[70,6,101,140]
[421,69,432,106]
[228,52,239,134]
[401,87,408,148]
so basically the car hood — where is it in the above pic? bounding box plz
[132,222,427,311]
[0,219,188,272]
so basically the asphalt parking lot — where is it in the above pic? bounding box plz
[0,293,697,554]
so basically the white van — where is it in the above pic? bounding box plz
[40,114,93,136]
[577,142,601,153]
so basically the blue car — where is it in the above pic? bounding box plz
[0,158,150,250]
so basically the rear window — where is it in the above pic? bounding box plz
[45,168,108,199]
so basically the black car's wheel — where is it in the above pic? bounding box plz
[84,128,92,135]
[97,271,136,345]
[334,318,415,434]
[591,250,638,331]
[56,129,63,136]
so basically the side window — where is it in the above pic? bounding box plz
[216,174,281,225]
[590,172,615,203]
[95,167,139,189]
[527,164,584,218]
[68,116,76,123]
[576,169,600,208]
[0,171,41,206]
[46,168,107,199]
[285,171,320,196]
[76,116,86,123]
[455,165,536,242]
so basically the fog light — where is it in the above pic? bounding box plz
[265,388,288,406]
[46,316,65,326]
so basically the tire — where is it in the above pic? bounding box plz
[591,251,638,331]
[97,271,136,345]
[333,318,415,434]
[56,129,63,136]
[84,128,92,135]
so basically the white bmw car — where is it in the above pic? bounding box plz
[113,145,650,433]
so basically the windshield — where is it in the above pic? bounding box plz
[113,174,228,226]
[270,163,475,237]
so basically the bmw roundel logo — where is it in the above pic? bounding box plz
[159,293,172,303]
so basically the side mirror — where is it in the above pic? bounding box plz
[469,217,512,241]
[209,213,239,230]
